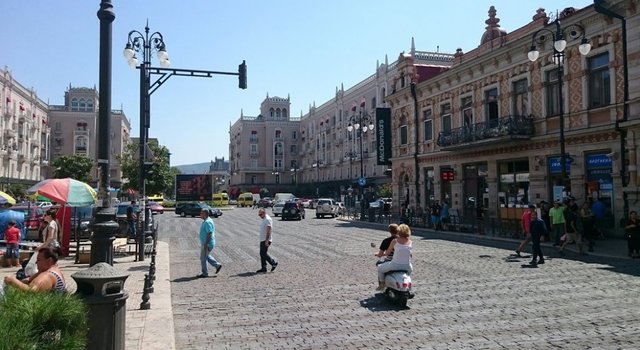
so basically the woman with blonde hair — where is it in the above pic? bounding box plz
[375,224,413,290]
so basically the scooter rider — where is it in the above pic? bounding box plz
[375,224,399,265]
[376,224,413,291]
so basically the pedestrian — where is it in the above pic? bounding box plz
[127,201,137,239]
[579,201,596,252]
[515,204,536,257]
[528,210,547,266]
[624,211,640,258]
[476,204,485,235]
[256,208,278,273]
[375,224,399,263]
[39,209,59,250]
[441,201,450,231]
[430,200,441,230]
[197,208,222,278]
[559,204,584,255]
[549,200,566,246]
[376,224,413,290]
[4,220,21,267]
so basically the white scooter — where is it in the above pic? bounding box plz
[373,244,414,307]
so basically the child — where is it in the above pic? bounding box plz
[5,220,21,267]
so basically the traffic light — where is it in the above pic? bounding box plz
[441,169,455,181]
[238,60,247,89]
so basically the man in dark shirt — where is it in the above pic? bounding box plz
[375,224,399,265]
[528,210,548,266]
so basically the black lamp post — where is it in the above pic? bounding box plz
[124,24,247,261]
[528,16,591,195]
[346,100,374,219]
[124,23,170,262]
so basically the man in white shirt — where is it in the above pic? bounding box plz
[257,208,278,273]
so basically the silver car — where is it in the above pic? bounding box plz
[315,198,337,218]
[272,201,285,217]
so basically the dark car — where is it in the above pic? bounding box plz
[71,205,95,240]
[10,205,45,240]
[257,198,273,208]
[281,201,305,221]
[175,202,220,218]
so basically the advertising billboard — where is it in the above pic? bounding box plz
[375,108,392,166]
[175,174,213,202]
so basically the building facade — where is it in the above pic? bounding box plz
[386,2,639,236]
[0,67,50,187]
[229,94,300,197]
[48,86,131,188]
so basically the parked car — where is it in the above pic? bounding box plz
[369,199,385,208]
[281,201,305,220]
[175,202,219,217]
[315,199,338,218]
[228,199,238,206]
[272,201,285,217]
[71,205,94,240]
[148,201,165,214]
[10,205,45,240]
[258,197,273,208]
[300,198,312,208]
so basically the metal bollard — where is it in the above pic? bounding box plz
[140,274,151,310]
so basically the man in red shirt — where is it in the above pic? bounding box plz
[515,205,536,257]
[4,220,21,267]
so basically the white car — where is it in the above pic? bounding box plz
[315,198,337,218]
[272,201,285,217]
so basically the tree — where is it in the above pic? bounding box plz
[378,183,392,198]
[52,155,95,183]
[117,142,174,196]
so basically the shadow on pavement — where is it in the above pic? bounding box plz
[127,265,151,272]
[171,276,201,283]
[359,294,410,312]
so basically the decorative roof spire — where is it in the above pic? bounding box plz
[480,6,507,45]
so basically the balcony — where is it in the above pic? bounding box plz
[249,137,258,143]
[436,115,534,150]
[18,114,27,123]
[74,130,89,137]
[273,136,284,143]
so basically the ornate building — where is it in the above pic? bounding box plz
[386,1,639,236]
[0,67,50,187]
[47,86,131,188]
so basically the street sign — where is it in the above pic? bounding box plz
[358,177,366,187]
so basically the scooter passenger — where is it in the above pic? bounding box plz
[376,224,412,291]
[375,224,399,265]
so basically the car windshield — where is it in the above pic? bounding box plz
[317,200,331,205]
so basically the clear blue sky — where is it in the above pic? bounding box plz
[1,0,592,166]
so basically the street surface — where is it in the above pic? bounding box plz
[157,207,640,349]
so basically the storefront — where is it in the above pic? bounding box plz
[463,163,488,221]
[584,153,613,212]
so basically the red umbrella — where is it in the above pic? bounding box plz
[27,178,97,206]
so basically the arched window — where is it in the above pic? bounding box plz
[270,108,275,117]
[86,99,94,112]
[274,142,283,156]
[282,108,288,118]
[71,98,79,111]
[276,108,281,118]
[400,115,408,145]
[79,98,86,111]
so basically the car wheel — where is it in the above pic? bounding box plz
[180,212,186,217]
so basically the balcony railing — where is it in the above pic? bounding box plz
[437,115,534,148]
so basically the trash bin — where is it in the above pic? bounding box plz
[72,262,130,350]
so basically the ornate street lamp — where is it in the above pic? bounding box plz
[346,99,374,219]
[528,16,591,195]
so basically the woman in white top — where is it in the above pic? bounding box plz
[376,224,413,290]
[39,209,59,250]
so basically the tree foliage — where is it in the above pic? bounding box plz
[52,154,95,183]
[117,142,174,196]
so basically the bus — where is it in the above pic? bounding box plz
[148,194,165,205]
[212,193,229,207]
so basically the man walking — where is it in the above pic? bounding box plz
[257,208,278,273]
[528,210,547,266]
[515,204,536,257]
[197,208,222,278]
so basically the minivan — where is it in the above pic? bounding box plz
[237,193,254,207]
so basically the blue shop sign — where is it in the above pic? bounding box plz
[548,157,571,174]
[586,154,612,169]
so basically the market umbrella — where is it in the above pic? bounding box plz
[27,178,97,206]
[0,191,16,205]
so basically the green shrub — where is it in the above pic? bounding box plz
[0,288,88,350]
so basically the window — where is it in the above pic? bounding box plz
[290,145,297,154]
[275,130,282,139]
[250,144,257,155]
[441,103,452,133]
[423,109,433,141]
[292,130,297,139]
[461,97,473,128]
[71,98,79,111]
[512,79,528,116]
[588,52,610,108]
[274,143,283,156]
[545,69,561,117]
[484,89,499,127]
[251,175,257,184]
[269,108,274,117]
[250,159,257,168]
[400,116,408,145]
[282,108,288,118]
[274,159,282,169]
[250,130,258,143]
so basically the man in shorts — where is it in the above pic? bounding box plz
[5,220,21,267]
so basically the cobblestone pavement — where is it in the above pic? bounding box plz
[160,208,640,350]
